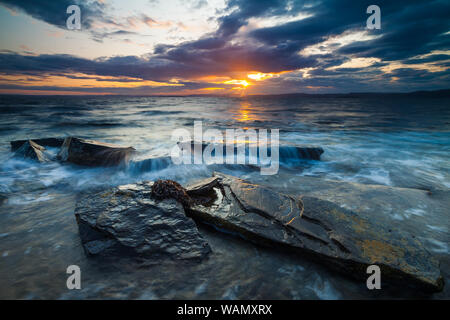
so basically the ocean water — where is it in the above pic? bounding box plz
[0,94,449,299]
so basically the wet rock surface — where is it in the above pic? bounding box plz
[251,173,450,233]
[7,136,443,294]
[178,141,324,161]
[74,181,211,260]
[13,140,50,163]
[185,172,444,292]
[57,137,135,167]
[10,137,64,152]
[151,180,193,207]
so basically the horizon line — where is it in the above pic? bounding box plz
[0,88,449,98]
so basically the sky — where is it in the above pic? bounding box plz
[0,0,449,95]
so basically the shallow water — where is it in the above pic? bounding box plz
[0,94,449,299]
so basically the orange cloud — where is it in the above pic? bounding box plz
[0,73,183,89]
[0,89,116,95]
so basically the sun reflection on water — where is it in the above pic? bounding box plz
[234,102,259,123]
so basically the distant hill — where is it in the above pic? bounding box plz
[246,89,450,99]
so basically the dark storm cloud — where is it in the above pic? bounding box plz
[335,1,450,61]
[387,68,449,82]
[146,0,449,86]
[155,42,316,74]
[0,0,449,93]
[146,0,320,76]
[0,0,155,42]
[0,43,316,81]
[400,54,450,65]
[0,53,95,75]
[215,0,290,37]
[0,79,224,95]
[249,0,450,62]
[0,0,108,29]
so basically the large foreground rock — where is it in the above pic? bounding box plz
[74,181,211,260]
[58,137,135,167]
[185,173,444,292]
[13,140,50,163]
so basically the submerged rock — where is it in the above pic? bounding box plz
[14,140,50,163]
[184,172,444,292]
[178,141,324,161]
[279,144,324,161]
[10,137,64,152]
[57,137,135,167]
[74,181,211,259]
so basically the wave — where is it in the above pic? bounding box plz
[51,121,124,128]
[137,110,184,116]
[126,157,172,174]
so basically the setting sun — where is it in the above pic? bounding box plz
[224,79,250,87]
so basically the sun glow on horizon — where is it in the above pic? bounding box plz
[0,73,184,89]
[224,79,250,87]
[247,73,274,81]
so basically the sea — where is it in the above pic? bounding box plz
[0,93,448,299]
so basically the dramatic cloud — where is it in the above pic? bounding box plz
[0,0,449,94]
[0,0,108,29]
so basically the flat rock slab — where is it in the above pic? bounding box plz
[185,172,444,292]
[250,174,450,233]
[74,181,211,260]
[58,137,135,167]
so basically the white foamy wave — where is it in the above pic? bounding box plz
[427,225,448,233]
[306,275,341,300]
[425,238,449,254]
[7,193,53,205]
[221,284,240,300]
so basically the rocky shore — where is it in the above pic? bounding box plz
[7,137,445,293]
